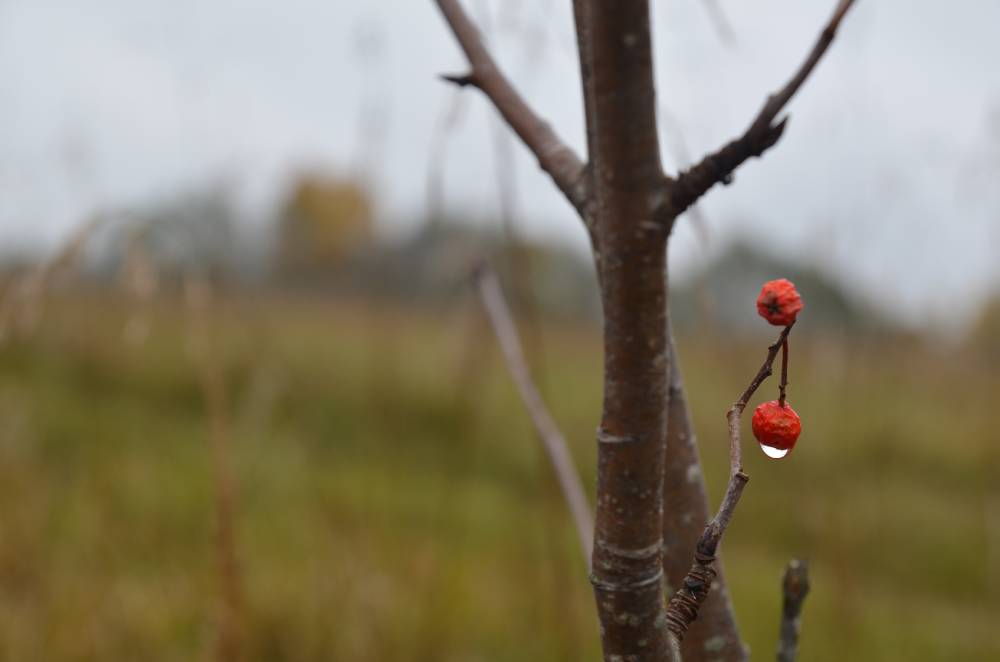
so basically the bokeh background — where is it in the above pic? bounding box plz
[1,1,998,660]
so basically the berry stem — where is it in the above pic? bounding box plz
[778,334,790,407]
[667,323,795,642]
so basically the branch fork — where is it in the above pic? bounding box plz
[434,0,591,217]
[436,0,856,241]
[661,0,857,221]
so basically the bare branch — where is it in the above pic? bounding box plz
[434,0,590,216]
[776,559,811,662]
[473,263,593,567]
[666,0,857,218]
[666,324,795,641]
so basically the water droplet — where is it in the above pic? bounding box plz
[759,443,790,459]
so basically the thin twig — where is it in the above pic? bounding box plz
[702,0,737,47]
[666,0,858,218]
[734,323,795,413]
[666,324,795,641]
[434,0,590,216]
[659,106,710,246]
[776,559,811,662]
[472,263,593,567]
[668,631,683,662]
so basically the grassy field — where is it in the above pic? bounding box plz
[0,291,997,661]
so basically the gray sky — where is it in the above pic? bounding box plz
[1,0,998,330]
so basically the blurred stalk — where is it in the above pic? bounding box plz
[185,275,244,662]
[0,215,104,343]
[119,227,159,347]
[474,263,592,565]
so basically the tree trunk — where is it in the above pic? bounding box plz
[573,2,674,659]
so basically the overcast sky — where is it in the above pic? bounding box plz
[1,0,998,330]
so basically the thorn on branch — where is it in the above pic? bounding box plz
[440,72,477,88]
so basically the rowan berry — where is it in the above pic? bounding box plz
[756,279,803,326]
[751,400,801,457]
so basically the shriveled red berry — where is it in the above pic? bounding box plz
[756,279,803,326]
[751,400,801,453]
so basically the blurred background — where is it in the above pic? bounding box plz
[0,0,998,660]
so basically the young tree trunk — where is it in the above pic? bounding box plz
[572,2,676,659]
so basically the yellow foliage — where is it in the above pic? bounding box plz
[278,174,373,273]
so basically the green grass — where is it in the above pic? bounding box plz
[0,292,996,660]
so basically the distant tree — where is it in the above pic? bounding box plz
[275,174,374,281]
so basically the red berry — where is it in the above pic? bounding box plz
[756,279,803,326]
[751,400,801,452]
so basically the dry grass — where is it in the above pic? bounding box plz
[0,291,996,660]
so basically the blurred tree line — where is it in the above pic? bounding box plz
[7,169,998,349]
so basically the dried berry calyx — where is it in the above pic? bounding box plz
[751,400,802,454]
[756,279,803,326]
